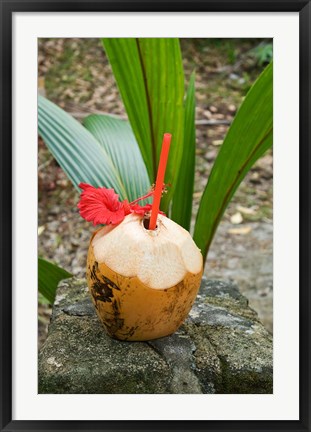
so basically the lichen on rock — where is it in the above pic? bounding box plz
[39,276,272,394]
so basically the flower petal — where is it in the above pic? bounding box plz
[78,183,125,225]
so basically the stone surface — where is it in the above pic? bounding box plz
[206,221,273,333]
[39,277,273,394]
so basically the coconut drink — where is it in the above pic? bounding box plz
[78,134,203,341]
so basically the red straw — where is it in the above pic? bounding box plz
[149,133,172,230]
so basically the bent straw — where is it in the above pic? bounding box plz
[149,133,172,230]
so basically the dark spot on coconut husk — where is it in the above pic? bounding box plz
[101,298,125,337]
[101,299,139,340]
[89,262,120,305]
[89,261,98,281]
[121,326,139,340]
[88,262,141,340]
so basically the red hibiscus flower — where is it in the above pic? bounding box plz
[77,183,130,225]
[77,183,167,226]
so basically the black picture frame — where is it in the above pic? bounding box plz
[1,1,310,431]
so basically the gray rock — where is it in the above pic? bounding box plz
[39,276,272,394]
[148,333,202,393]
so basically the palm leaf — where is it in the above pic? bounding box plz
[38,258,72,304]
[171,73,196,231]
[38,95,127,199]
[83,114,150,202]
[102,38,185,212]
[193,62,273,262]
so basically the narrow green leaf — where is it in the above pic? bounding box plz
[193,62,273,262]
[38,95,127,199]
[38,258,72,304]
[102,38,153,180]
[103,38,185,211]
[171,73,196,231]
[83,114,150,202]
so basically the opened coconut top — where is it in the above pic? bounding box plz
[91,213,203,289]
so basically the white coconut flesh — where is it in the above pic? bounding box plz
[91,213,203,289]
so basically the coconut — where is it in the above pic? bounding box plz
[86,213,203,341]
